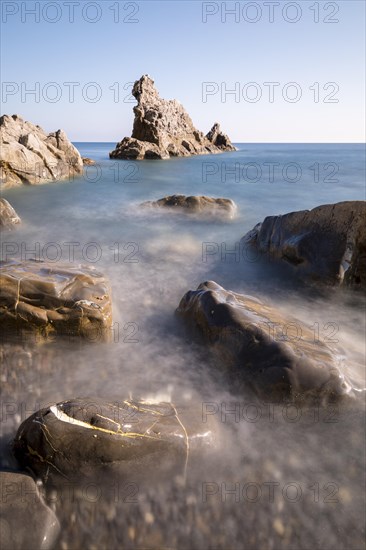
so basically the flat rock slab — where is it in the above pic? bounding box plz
[0,260,112,342]
[0,114,83,188]
[177,281,354,403]
[0,471,60,550]
[110,75,236,160]
[141,195,237,219]
[13,397,216,483]
[0,199,21,228]
[242,201,366,289]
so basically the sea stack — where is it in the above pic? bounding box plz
[110,75,237,160]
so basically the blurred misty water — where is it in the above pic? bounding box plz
[1,143,365,549]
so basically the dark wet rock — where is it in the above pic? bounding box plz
[0,114,83,189]
[176,281,354,403]
[0,471,60,550]
[82,157,96,165]
[110,75,237,160]
[12,397,215,483]
[242,201,366,289]
[0,260,112,342]
[0,199,21,228]
[141,195,237,219]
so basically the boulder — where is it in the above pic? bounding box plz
[0,471,60,550]
[13,397,216,483]
[140,195,237,218]
[176,281,354,403]
[242,201,366,289]
[110,75,237,160]
[0,115,83,188]
[0,260,112,342]
[0,199,21,228]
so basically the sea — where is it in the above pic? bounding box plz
[1,142,365,549]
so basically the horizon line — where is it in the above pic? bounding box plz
[72,141,366,145]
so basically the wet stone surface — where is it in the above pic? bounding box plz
[12,397,216,484]
[0,471,60,550]
[242,201,366,289]
[140,195,237,219]
[0,260,112,343]
[177,281,355,403]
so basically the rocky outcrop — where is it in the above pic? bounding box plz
[110,75,237,160]
[177,281,354,403]
[0,471,60,550]
[0,199,21,228]
[0,115,83,188]
[141,195,237,218]
[13,397,216,483]
[0,260,112,342]
[242,201,366,289]
[82,157,96,165]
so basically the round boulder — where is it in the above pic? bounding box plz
[13,397,216,483]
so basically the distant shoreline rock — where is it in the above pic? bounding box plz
[82,157,96,165]
[242,201,366,289]
[110,75,237,160]
[0,114,83,188]
[140,195,237,219]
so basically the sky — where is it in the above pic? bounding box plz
[0,0,365,142]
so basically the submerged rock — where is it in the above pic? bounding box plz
[176,281,354,403]
[110,75,237,160]
[141,195,237,219]
[0,114,83,188]
[0,471,60,550]
[0,260,112,342]
[0,199,21,228]
[13,397,215,483]
[242,201,366,289]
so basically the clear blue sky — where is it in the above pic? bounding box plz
[1,0,365,142]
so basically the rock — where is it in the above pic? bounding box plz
[0,199,21,228]
[140,195,237,219]
[242,201,366,289]
[176,281,354,403]
[13,397,216,483]
[0,260,112,342]
[0,114,83,189]
[0,471,60,550]
[110,75,237,160]
[205,122,234,150]
[82,157,96,166]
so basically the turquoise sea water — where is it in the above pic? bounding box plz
[1,143,365,549]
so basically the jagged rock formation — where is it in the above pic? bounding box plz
[242,201,366,289]
[0,114,83,188]
[140,195,237,218]
[0,259,112,342]
[177,281,355,403]
[0,198,21,228]
[110,75,237,160]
